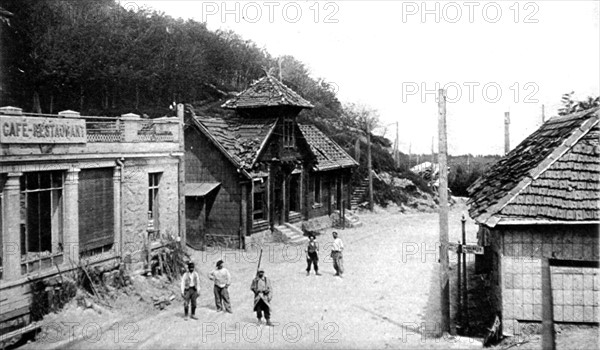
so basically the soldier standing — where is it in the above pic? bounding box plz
[250,268,273,326]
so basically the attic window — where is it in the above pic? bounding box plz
[283,117,295,149]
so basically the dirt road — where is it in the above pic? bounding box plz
[35,202,483,349]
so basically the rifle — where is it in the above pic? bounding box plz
[256,247,263,274]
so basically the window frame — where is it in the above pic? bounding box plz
[20,171,65,273]
[283,117,295,149]
[252,179,266,221]
[148,172,162,240]
[314,175,322,205]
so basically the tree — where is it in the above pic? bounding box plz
[558,92,600,116]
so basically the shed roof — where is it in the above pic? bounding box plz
[222,75,314,110]
[184,182,221,197]
[299,124,358,171]
[467,107,600,227]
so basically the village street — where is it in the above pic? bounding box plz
[32,201,482,350]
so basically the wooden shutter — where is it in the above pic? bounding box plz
[78,168,114,252]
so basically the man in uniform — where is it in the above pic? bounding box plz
[181,262,199,320]
[250,268,273,326]
[208,260,232,313]
[331,231,344,277]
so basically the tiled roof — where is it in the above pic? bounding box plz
[467,108,600,226]
[299,124,358,171]
[190,116,277,171]
[222,75,314,110]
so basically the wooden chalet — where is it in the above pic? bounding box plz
[467,107,600,335]
[184,75,357,249]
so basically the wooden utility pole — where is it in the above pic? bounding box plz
[367,124,373,211]
[354,138,361,161]
[542,258,556,350]
[278,57,283,81]
[431,136,435,164]
[395,121,400,169]
[438,88,450,335]
[504,111,510,154]
[408,143,412,171]
[177,104,187,249]
[542,104,546,124]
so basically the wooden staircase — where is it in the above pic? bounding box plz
[350,178,369,210]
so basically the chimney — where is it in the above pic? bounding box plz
[504,111,510,154]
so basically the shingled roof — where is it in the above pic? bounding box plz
[299,124,358,171]
[468,107,600,227]
[222,75,314,110]
[190,116,277,174]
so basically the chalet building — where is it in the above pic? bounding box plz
[184,75,357,249]
[467,108,600,336]
[0,106,184,334]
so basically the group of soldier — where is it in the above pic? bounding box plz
[180,231,345,326]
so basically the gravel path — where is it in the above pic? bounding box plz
[51,201,484,349]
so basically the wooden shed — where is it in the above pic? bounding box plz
[467,107,600,336]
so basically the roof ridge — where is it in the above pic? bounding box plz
[221,75,314,109]
[476,111,600,226]
[546,106,600,123]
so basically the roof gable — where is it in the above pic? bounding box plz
[190,116,277,172]
[222,75,314,110]
[467,107,600,226]
[298,124,359,171]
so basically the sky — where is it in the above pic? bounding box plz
[126,0,600,155]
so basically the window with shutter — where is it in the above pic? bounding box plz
[78,168,114,255]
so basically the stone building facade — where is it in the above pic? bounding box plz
[468,108,600,336]
[0,106,184,334]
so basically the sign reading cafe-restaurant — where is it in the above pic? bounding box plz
[0,115,86,144]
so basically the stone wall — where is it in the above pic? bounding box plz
[121,157,180,268]
[485,224,600,336]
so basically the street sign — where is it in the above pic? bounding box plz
[462,244,484,255]
[448,242,460,253]
[446,242,484,255]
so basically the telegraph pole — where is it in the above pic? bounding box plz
[542,104,546,124]
[367,124,373,211]
[504,111,510,154]
[395,121,400,168]
[438,88,450,335]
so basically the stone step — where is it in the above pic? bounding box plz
[274,224,308,245]
[288,236,309,245]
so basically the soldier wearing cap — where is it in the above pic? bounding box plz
[208,260,232,313]
[250,268,273,326]
[181,261,199,320]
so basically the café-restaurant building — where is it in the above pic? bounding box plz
[0,106,184,335]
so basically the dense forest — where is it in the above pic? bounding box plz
[3,0,573,203]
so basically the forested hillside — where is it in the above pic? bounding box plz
[0,0,497,204]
